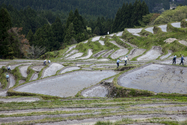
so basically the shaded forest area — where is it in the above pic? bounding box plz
[1,0,184,59]
[1,0,186,18]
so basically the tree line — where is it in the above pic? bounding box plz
[1,0,186,18]
[0,0,151,59]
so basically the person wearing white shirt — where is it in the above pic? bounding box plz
[124,56,129,66]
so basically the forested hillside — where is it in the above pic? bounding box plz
[1,0,186,18]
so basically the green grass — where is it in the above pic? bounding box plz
[154,6,187,25]
[25,66,35,82]
[0,66,8,89]
[122,25,187,57]
[10,66,24,86]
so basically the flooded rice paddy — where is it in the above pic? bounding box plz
[118,64,187,94]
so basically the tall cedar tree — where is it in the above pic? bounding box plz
[0,8,12,58]
[112,0,149,32]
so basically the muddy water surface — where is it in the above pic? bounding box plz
[15,71,117,97]
[118,64,187,94]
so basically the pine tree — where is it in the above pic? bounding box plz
[26,29,34,44]
[65,10,74,30]
[51,17,64,47]
[0,8,12,58]
[64,23,75,45]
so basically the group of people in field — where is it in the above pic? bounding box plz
[5,59,52,82]
[116,56,129,68]
[116,55,186,68]
[172,55,185,66]
[43,59,51,66]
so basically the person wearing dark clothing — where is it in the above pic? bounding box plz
[116,59,121,68]
[179,55,185,66]
[172,55,176,64]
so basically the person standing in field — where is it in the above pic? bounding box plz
[124,56,129,66]
[116,58,121,68]
[179,55,185,66]
[172,55,177,64]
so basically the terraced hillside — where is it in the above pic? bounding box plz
[1,19,187,124]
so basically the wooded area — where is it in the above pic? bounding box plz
[0,0,185,59]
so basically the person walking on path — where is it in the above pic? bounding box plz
[116,58,121,68]
[172,55,177,64]
[179,55,185,66]
[124,56,129,66]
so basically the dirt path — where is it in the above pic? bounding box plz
[0,97,40,103]
[42,63,64,78]
[36,114,187,125]
[0,107,116,115]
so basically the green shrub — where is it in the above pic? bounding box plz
[40,51,60,59]
[162,40,187,56]
[167,23,187,33]
[181,19,187,28]
[154,6,187,25]
[0,66,8,89]
[11,67,23,86]
[112,36,131,48]
[139,29,152,36]
[26,66,35,82]
[153,26,163,34]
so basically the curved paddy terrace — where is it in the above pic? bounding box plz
[14,70,117,97]
[118,64,187,94]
